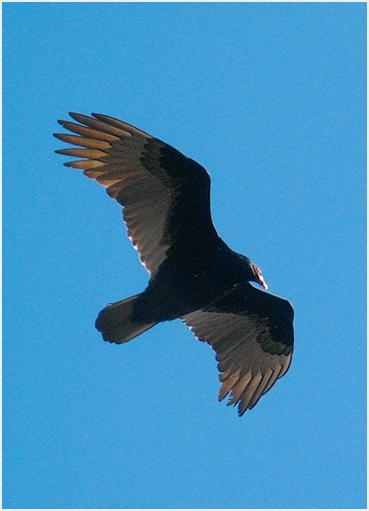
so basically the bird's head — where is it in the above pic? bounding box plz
[237,253,268,290]
[250,262,268,290]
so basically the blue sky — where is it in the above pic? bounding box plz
[3,2,366,509]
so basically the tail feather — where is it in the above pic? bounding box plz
[95,294,157,344]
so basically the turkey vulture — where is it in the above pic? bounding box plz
[54,113,294,415]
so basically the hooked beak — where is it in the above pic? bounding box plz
[252,263,268,290]
[258,274,268,290]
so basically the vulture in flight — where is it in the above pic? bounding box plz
[54,113,294,416]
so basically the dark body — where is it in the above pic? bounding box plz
[55,112,294,415]
[134,239,257,323]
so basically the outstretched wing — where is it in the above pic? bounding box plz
[182,282,294,415]
[55,113,217,277]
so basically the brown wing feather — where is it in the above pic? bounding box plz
[182,283,294,415]
[54,113,215,277]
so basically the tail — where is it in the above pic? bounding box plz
[95,294,158,344]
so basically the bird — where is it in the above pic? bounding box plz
[54,112,294,416]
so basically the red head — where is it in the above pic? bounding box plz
[251,263,268,290]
